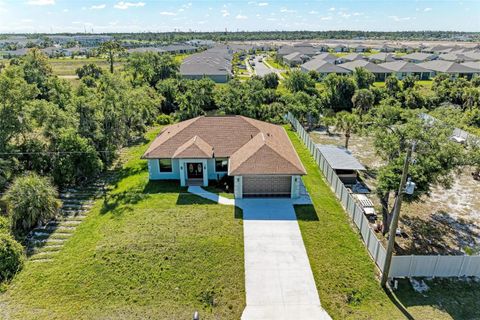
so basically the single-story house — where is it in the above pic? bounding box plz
[351,44,368,53]
[300,59,351,77]
[378,61,433,80]
[277,44,317,58]
[438,53,477,63]
[368,52,397,63]
[180,47,232,83]
[417,60,480,79]
[317,145,365,185]
[338,60,391,81]
[379,45,396,53]
[142,116,306,199]
[331,44,348,53]
[311,52,337,63]
[283,51,310,66]
[401,52,438,63]
[336,53,366,64]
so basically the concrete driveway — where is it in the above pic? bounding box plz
[188,186,331,320]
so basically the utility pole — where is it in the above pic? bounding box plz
[381,143,415,287]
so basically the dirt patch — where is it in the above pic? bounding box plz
[310,129,480,255]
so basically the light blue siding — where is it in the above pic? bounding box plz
[148,158,227,182]
[148,159,180,180]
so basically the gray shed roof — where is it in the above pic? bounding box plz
[317,145,366,171]
[180,47,232,76]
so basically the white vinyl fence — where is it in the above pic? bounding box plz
[287,112,480,278]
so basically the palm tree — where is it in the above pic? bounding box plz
[335,111,359,150]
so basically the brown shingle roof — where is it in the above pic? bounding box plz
[143,116,306,176]
[172,135,213,159]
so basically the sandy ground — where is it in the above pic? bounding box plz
[310,129,480,255]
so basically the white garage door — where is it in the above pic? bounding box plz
[243,175,291,197]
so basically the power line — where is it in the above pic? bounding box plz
[0,150,118,156]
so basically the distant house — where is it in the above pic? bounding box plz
[338,60,390,81]
[379,45,396,53]
[283,52,310,66]
[331,44,348,53]
[316,145,365,185]
[368,52,397,63]
[180,46,232,83]
[310,52,337,63]
[378,61,433,80]
[142,116,306,199]
[300,59,350,77]
[438,53,477,63]
[462,61,480,71]
[277,44,317,58]
[401,52,438,63]
[336,53,366,64]
[417,60,480,79]
[351,44,368,53]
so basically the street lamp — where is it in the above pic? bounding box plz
[381,142,416,287]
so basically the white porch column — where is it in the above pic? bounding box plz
[234,176,243,199]
[291,175,300,199]
[179,160,186,187]
[202,159,208,187]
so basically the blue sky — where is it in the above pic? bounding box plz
[0,0,479,33]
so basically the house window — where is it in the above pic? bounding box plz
[159,159,172,172]
[215,158,228,172]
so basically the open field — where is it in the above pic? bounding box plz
[309,128,480,255]
[0,128,245,320]
[289,125,480,320]
[50,57,124,76]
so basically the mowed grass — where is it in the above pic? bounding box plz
[286,126,406,319]
[50,57,125,76]
[0,128,245,320]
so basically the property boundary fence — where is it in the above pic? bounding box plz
[287,112,480,278]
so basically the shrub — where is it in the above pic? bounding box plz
[0,233,25,282]
[3,173,61,237]
[0,216,10,234]
[156,114,173,125]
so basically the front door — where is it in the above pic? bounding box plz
[187,162,203,179]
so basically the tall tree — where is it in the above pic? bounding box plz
[98,40,125,73]
[323,74,356,112]
[335,111,359,149]
[284,70,316,94]
[352,67,375,89]
[352,89,374,116]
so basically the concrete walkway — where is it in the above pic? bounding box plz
[188,186,331,320]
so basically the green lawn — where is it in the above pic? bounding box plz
[287,125,480,319]
[0,128,245,320]
[50,57,124,76]
[286,125,406,319]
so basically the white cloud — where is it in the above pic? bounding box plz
[258,2,268,6]
[90,4,106,10]
[389,15,411,21]
[27,0,55,5]
[321,16,332,20]
[160,11,176,16]
[353,12,363,16]
[221,9,229,17]
[62,8,68,12]
[424,7,432,12]
[339,12,351,18]
[21,18,33,22]
[308,10,318,14]
[280,7,296,13]
[114,1,145,9]
[182,2,192,9]
[328,7,335,11]
[236,14,248,20]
